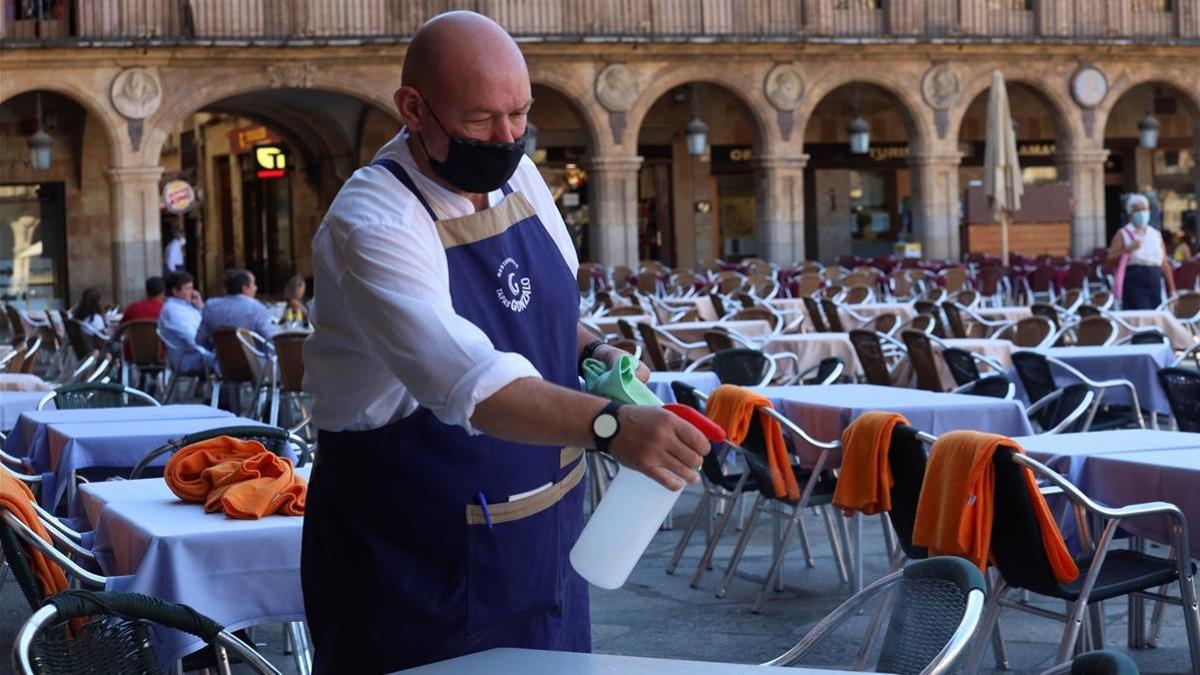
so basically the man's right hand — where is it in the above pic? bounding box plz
[608,405,711,491]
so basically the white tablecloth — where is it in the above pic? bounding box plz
[974,306,1032,324]
[661,296,719,321]
[0,373,52,392]
[838,302,916,330]
[661,320,772,346]
[403,648,855,674]
[1110,310,1196,350]
[80,467,311,668]
[762,333,860,378]
[0,391,48,431]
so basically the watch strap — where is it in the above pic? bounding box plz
[592,401,623,453]
[579,339,606,374]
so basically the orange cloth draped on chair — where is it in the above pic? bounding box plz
[165,436,306,519]
[833,411,909,516]
[705,385,799,500]
[913,430,1078,583]
[0,467,69,597]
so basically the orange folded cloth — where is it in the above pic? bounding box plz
[706,385,799,501]
[833,411,909,516]
[913,430,1078,583]
[165,436,306,519]
[0,467,69,598]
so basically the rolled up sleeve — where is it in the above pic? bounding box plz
[335,218,542,434]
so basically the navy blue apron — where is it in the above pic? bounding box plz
[301,160,589,673]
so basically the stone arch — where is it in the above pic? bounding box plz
[0,78,124,166]
[142,66,399,164]
[623,62,775,153]
[796,71,932,156]
[526,69,604,153]
[949,69,1081,152]
[1095,75,1200,143]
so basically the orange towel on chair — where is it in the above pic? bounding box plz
[912,430,1078,583]
[705,385,800,500]
[833,411,909,516]
[0,467,69,598]
[165,436,306,519]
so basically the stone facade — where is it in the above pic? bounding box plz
[2,5,1199,302]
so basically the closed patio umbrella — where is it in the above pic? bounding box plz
[983,69,1023,266]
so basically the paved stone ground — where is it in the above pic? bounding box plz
[1,485,1195,673]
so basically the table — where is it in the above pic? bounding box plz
[661,320,772,346]
[932,338,1015,390]
[0,391,49,431]
[589,314,654,335]
[1015,429,1200,487]
[80,467,311,668]
[1085,449,1200,560]
[646,371,720,404]
[973,306,1031,324]
[762,333,861,379]
[6,404,233,471]
[0,373,52,392]
[1110,310,1196,350]
[42,415,273,510]
[400,648,857,674]
[837,302,915,330]
[662,296,719,321]
[1026,344,1174,414]
[763,384,1034,468]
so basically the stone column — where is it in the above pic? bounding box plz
[908,152,962,261]
[107,166,164,305]
[1059,149,1109,257]
[586,155,643,266]
[752,154,808,265]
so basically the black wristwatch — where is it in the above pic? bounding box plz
[579,339,606,374]
[590,401,623,453]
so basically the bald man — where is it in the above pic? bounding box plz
[301,11,709,672]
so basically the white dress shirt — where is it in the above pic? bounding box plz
[1120,224,1165,266]
[164,237,185,271]
[304,132,579,433]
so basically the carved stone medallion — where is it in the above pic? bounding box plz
[921,64,960,111]
[1070,65,1108,109]
[110,68,163,120]
[595,64,639,113]
[763,64,804,111]
[266,63,317,89]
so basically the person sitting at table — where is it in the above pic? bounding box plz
[160,271,214,374]
[195,268,278,349]
[120,276,166,324]
[282,274,309,324]
[1107,194,1177,310]
[1170,221,1196,262]
[69,287,109,337]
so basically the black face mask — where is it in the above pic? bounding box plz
[415,98,526,194]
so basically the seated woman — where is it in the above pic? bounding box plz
[70,287,109,337]
[283,275,309,324]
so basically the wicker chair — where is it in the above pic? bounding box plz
[913,301,946,338]
[900,330,944,392]
[730,306,782,333]
[1072,315,1117,346]
[636,323,703,371]
[1157,367,1200,432]
[1159,291,1200,335]
[953,289,980,308]
[802,297,829,332]
[994,317,1056,348]
[849,330,903,387]
[953,374,1016,400]
[842,285,874,304]
[795,273,824,298]
[13,590,280,675]
[272,331,311,436]
[119,319,166,395]
[821,299,848,333]
[764,556,986,674]
[129,424,307,479]
[36,382,159,411]
[1011,351,1145,432]
[1023,383,1095,434]
[210,328,278,422]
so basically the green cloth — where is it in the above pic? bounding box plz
[582,355,662,406]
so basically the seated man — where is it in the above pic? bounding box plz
[196,268,278,349]
[159,271,214,374]
[121,276,165,323]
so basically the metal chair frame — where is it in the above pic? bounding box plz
[210,328,279,423]
[1023,387,1096,434]
[36,383,160,411]
[963,453,1200,672]
[950,375,1017,400]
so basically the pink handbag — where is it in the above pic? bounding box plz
[1113,253,1129,300]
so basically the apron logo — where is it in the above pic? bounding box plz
[495,257,533,313]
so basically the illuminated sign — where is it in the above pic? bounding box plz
[161,179,195,214]
[229,125,281,153]
[255,146,287,180]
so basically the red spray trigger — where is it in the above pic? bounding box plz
[664,403,726,443]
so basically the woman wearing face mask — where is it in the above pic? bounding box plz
[1108,193,1177,309]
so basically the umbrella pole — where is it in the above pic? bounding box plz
[1000,212,1010,267]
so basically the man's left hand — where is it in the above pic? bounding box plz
[595,344,651,383]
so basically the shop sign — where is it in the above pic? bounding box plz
[162,179,196,215]
[229,125,281,154]
[562,192,581,208]
[255,145,287,180]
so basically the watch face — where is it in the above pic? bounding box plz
[593,413,619,439]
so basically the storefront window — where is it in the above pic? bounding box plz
[0,183,67,308]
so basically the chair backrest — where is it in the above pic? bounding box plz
[1073,316,1116,346]
[962,374,1015,399]
[609,339,650,369]
[211,328,261,383]
[1075,304,1102,318]
[730,307,780,331]
[272,332,306,392]
[16,590,281,675]
[895,313,935,336]
[941,347,981,386]
[918,287,948,305]
[1157,367,1200,433]
[999,317,1054,348]
[121,320,163,367]
[1127,329,1168,345]
[867,312,898,336]
[709,292,728,318]
[1090,290,1114,309]
[1038,383,1093,434]
[1011,351,1057,407]
[635,323,671,372]
[900,330,943,392]
[611,265,635,289]
[820,299,847,333]
[702,330,737,354]
[942,267,969,293]
[796,273,824,298]
[842,285,872,304]
[1028,265,1055,292]
[802,297,829,332]
[1058,288,1082,311]
[849,330,893,386]
[988,447,1067,596]
[1030,302,1060,329]
[954,289,980,308]
[129,425,298,479]
[40,382,159,411]
[606,306,646,317]
[636,270,659,295]
[808,357,845,385]
[821,284,845,300]
[941,302,968,339]
[884,423,929,560]
[616,319,638,340]
[711,348,774,386]
[715,271,745,295]
[0,504,47,612]
[5,304,27,340]
[63,319,97,361]
[977,266,1003,296]
[843,272,874,289]
[1166,291,1200,320]
[912,301,944,337]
